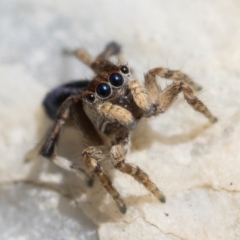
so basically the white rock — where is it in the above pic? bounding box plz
[0,0,240,239]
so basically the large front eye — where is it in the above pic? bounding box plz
[109,73,124,87]
[96,83,111,98]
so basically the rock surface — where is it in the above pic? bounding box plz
[1,0,240,239]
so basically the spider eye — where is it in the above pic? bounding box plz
[109,73,124,87]
[86,93,95,103]
[96,83,111,98]
[120,66,129,74]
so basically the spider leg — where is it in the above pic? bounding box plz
[148,67,202,91]
[144,68,217,123]
[82,146,127,213]
[40,95,77,158]
[74,41,121,69]
[127,79,153,115]
[109,128,165,203]
[96,41,121,60]
[37,95,89,179]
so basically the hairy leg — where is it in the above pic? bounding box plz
[74,41,121,69]
[40,95,78,158]
[110,133,166,203]
[39,95,89,181]
[144,71,162,104]
[127,79,154,116]
[144,68,217,122]
[82,146,126,213]
[96,42,121,60]
[148,67,202,91]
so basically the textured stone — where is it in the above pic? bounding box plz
[1,0,240,239]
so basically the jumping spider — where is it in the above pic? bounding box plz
[35,42,217,213]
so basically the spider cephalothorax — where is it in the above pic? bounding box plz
[32,42,216,213]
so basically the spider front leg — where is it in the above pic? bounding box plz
[144,68,217,122]
[74,42,121,70]
[82,146,127,213]
[147,67,202,91]
[110,132,166,203]
[39,95,88,180]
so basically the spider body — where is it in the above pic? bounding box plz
[38,42,216,213]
